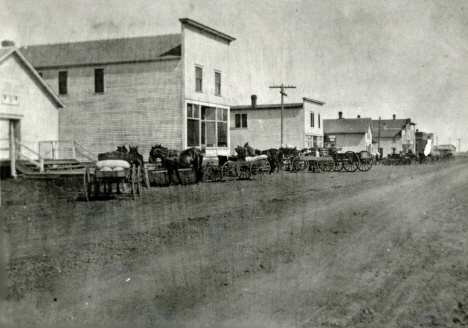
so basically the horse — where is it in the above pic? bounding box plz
[149,145,203,185]
[261,148,281,173]
[243,142,260,156]
[117,145,128,153]
[128,146,144,167]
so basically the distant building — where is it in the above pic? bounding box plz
[372,115,416,157]
[0,46,63,173]
[21,18,235,158]
[230,96,325,152]
[323,112,373,152]
[435,144,456,157]
[415,129,434,155]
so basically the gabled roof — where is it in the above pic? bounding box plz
[231,103,304,111]
[323,118,373,134]
[372,118,415,138]
[0,47,64,108]
[20,33,182,69]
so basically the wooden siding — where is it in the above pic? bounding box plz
[230,107,305,152]
[183,26,231,106]
[0,54,59,157]
[39,59,183,160]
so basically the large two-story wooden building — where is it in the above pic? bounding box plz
[21,18,235,159]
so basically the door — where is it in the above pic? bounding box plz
[0,119,10,160]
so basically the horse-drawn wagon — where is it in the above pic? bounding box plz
[205,154,271,181]
[83,147,145,200]
[282,147,373,173]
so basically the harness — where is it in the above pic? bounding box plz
[152,148,193,168]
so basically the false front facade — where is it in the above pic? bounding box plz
[21,18,235,159]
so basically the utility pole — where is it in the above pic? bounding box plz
[270,84,296,146]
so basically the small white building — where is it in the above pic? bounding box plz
[230,96,325,152]
[323,113,373,152]
[0,46,64,176]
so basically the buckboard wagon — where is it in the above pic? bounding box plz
[205,155,271,181]
[83,152,144,201]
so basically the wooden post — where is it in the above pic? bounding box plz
[144,166,150,189]
[72,141,76,160]
[39,157,44,172]
[10,121,16,179]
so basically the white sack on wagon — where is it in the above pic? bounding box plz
[96,160,131,169]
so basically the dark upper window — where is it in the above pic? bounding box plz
[318,114,321,128]
[95,68,104,93]
[58,71,68,95]
[311,112,315,128]
[215,71,221,96]
[195,67,203,92]
[235,113,247,128]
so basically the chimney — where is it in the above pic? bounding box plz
[338,111,343,119]
[251,95,257,109]
[357,115,360,119]
[1,40,15,48]
[393,114,396,120]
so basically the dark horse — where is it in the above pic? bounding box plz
[149,145,203,185]
[128,146,144,167]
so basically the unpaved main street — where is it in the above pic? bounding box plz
[2,161,468,327]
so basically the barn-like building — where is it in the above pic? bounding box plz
[21,18,235,160]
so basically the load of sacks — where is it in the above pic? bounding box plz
[245,154,268,162]
[96,160,131,171]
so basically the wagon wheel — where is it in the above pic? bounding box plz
[251,158,271,179]
[222,161,240,181]
[206,164,222,182]
[334,159,344,171]
[291,157,307,172]
[83,167,92,201]
[318,155,334,172]
[238,167,251,180]
[381,158,391,166]
[357,151,373,172]
[342,151,359,172]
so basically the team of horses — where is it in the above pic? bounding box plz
[108,142,293,186]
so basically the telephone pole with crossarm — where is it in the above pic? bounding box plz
[269,84,296,146]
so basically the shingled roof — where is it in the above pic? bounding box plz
[323,118,373,134]
[372,118,415,138]
[20,33,182,69]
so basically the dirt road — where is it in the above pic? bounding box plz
[2,160,468,327]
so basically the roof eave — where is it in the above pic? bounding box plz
[302,97,325,106]
[180,18,236,43]
[4,49,64,108]
[32,55,181,70]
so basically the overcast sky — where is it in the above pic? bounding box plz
[2,0,467,149]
